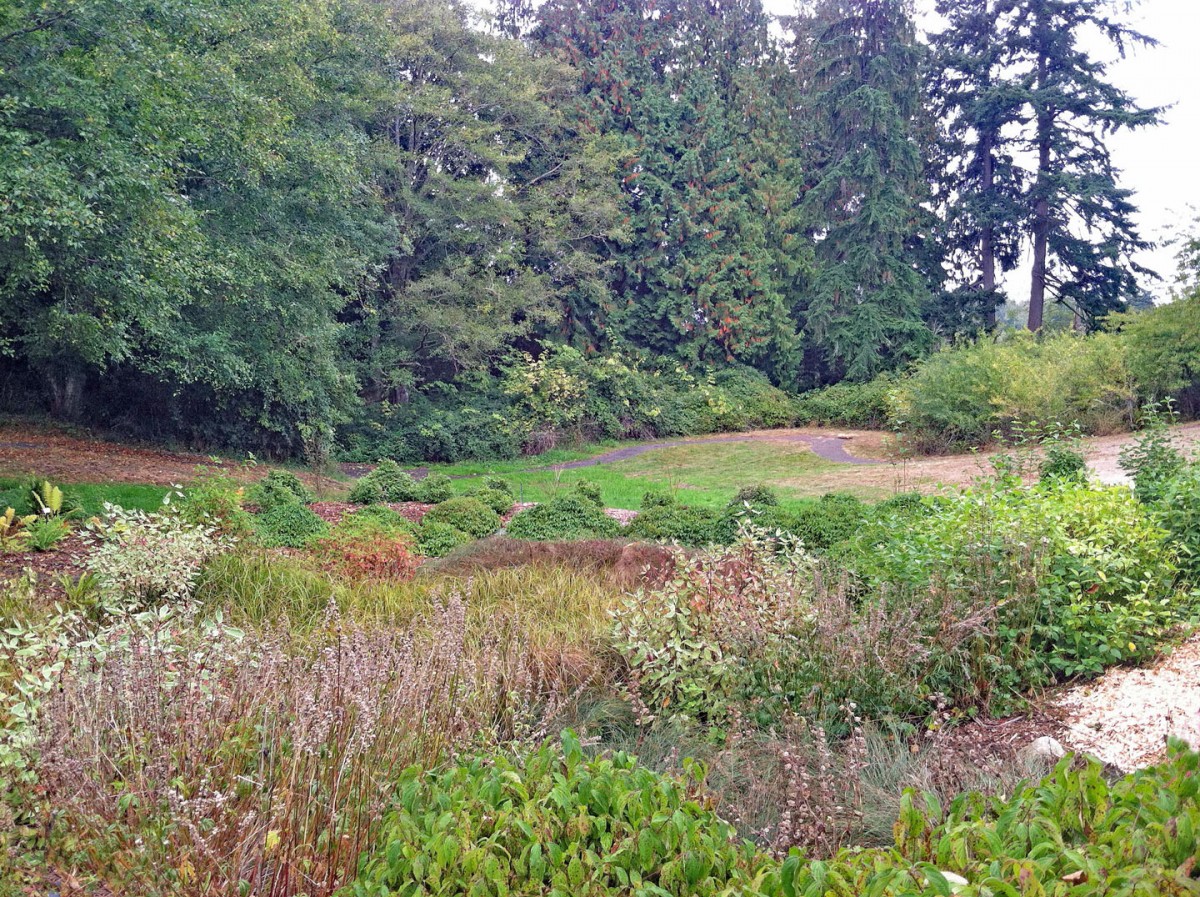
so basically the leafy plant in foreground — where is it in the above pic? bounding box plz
[422,497,501,539]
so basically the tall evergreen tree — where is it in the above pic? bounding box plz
[1017,0,1162,330]
[792,0,933,382]
[928,0,1026,330]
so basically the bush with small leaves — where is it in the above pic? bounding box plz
[415,521,472,557]
[422,497,500,539]
[255,470,314,504]
[338,505,414,537]
[507,493,620,541]
[572,480,604,507]
[348,459,419,504]
[469,487,514,515]
[641,489,676,510]
[625,504,719,547]
[416,473,454,504]
[481,476,513,496]
[254,502,328,549]
[732,484,778,508]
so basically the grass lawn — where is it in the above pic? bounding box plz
[0,477,170,516]
[446,440,891,510]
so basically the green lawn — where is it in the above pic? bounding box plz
[445,440,886,510]
[0,477,170,516]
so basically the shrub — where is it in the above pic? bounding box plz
[347,459,418,504]
[625,504,719,547]
[312,531,419,584]
[782,493,867,551]
[337,504,414,537]
[422,497,501,539]
[1119,404,1188,503]
[872,492,927,517]
[257,469,314,504]
[248,475,306,512]
[1115,289,1200,416]
[572,479,604,507]
[792,375,894,428]
[1039,443,1087,483]
[180,467,254,536]
[850,479,1188,682]
[469,487,514,515]
[416,472,453,504]
[732,484,778,508]
[1158,465,1200,582]
[416,521,472,557]
[507,493,620,541]
[349,733,768,897]
[481,476,513,496]
[85,502,230,607]
[254,501,329,548]
[889,332,1134,450]
[640,489,676,510]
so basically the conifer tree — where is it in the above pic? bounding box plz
[793,0,933,381]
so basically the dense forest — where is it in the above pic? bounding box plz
[0,0,1166,458]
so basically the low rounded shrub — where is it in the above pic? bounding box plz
[469,487,514,515]
[257,470,314,504]
[416,473,453,504]
[731,484,779,508]
[348,459,418,504]
[507,494,620,541]
[312,532,418,583]
[337,504,415,537]
[349,733,767,897]
[422,497,501,539]
[482,476,513,496]
[572,480,604,507]
[254,502,328,549]
[641,489,676,510]
[626,505,719,547]
[415,520,472,557]
[248,477,305,513]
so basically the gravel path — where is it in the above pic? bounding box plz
[1054,634,1200,771]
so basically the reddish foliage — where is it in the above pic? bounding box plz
[312,532,419,583]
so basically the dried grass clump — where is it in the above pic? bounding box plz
[37,598,578,897]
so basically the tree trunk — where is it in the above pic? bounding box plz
[1028,46,1052,333]
[47,370,85,420]
[980,130,997,329]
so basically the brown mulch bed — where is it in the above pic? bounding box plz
[0,532,91,600]
[311,501,434,525]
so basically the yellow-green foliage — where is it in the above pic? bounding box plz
[0,507,36,551]
[889,332,1133,449]
[1114,291,1200,412]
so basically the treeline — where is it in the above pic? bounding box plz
[0,0,1163,457]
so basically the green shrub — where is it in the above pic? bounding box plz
[1039,444,1088,483]
[640,489,676,510]
[1115,289,1200,416]
[507,493,620,541]
[253,502,328,549]
[337,505,415,537]
[415,521,472,557]
[850,479,1188,681]
[256,470,314,504]
[771,742,1200,897]
[349,733,768,897]
[625,504,719,547]
[1119,404,1189,504]
[180,468,254,536]
[25,515,72,552]
[469,487,514,515]
[481,476,513,496]
[422,497,501,539]
[1158,465,1200,583]
[872,492,927,516]
[731,484,778,508]
[890,332,1133,450]
[783,493,867,550]
[572,480,604,507]
[792,375,894,428]
[416,473,453,504]
[247,477,304,512]
[347,459,418,504]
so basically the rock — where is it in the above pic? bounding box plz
[1019,736,1067,764]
